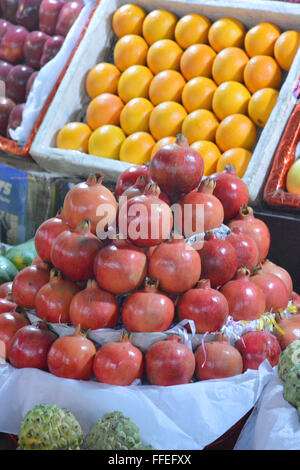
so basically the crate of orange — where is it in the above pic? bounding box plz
[29,0,300,204]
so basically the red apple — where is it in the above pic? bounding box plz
[0,19,12,41]
[0,0,18,23]
[25,70,38,98]
[16,0,42,31]
[40,34,63,67]
[0,96,15,136]
[55,1,83,37]
[7,103,25,138]
[6,64,34,103]
[235,331,281,371]
[24,30,50,69]
[39,0,64,35]
[8,322,58,370]
[0,25,29,63]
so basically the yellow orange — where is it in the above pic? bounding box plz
[191,140,221,176]
[212,47,249,85]
[112,4,146,38]
[182,109,219,144]
[212,81,251,121]
[85,62,121,99]
[147,39,183,75]
[244,22,281,57]
[120,97,154,135]
[86,93,124,130]
[182,77,217,112]
[149,70,186,105]
[216,148,252,177]
[142,9,177,45]
[119,132,155,165]
[248,88,279,128]
[117,65,154,102]
[56,122,92,153]
[216,114,256,152]
[149,101,187,140]
[244,55,282,93]
[150,136,176,159]
[208,17,245,52]
[274,30,300,71]
[113,34,148,71]
[88,125,126,159]
[174,13,211,49]
[180,44,216,80]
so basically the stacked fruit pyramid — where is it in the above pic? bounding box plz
[56,3,300,177]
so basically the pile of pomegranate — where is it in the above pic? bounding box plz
[0,134,299,387]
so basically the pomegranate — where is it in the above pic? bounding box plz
[93,332,144,386]
[50,220,102,282]
[12,264,50,309]
[220,268,266,321]
[178,279,229,333]
[261,259,293,299]
[34,211,69,262]
[150,134,204,202]
[228,206,270,263]
[0,311,30,358]
[93,239,147,295]
[179,178,224,237]
[0,296,17,314]
[235,331,281,371]
[195,336,243,380]
[275,314,300,350]
[250,269,290,312]
[47,326,96,380]
[198,232,238,287]
[9,322,57,370]
[0,281,13,298]
[210,164,249,220]
[148,235,201,294]
[122,279,175,332]
[62,173,118,235]
[118,175,148,207]
[116,164,151,197]
[226,226,259,272]
[145,335,195,386]
[69,279,120,330]
[35,269,79,323]
[118,183,173,248]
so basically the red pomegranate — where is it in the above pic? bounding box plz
[116,164,151,197]
[0,296,17,314]
[12,264,50,309]
[226,226,260,271]
[250,269,290,312]
[34,211,69,262]
[261,259,293,299]
[235,330,281,371]
[0,282,13,299]
[275,313,300,350]
[0,311,30,358]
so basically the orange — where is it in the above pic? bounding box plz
[112,4,146,38]
[216,148,252,177]
[248,88,279,128]
[86,93,124,130]
[212,81,251,120]
[208,17,245,52]
[190,140,221,176]
[149,70,186,105]
[149,101,187,140]
[182,109,219,144]
[180,44,216,80]
[119,131,155,164]
[113,34,148,71]
[274,30,300,71]
[243,55,282,93]
[182,77,217,112]
[117,65,154,102]
[174,13,211,49]
[88,125,126,159]
[216,114,256,152]
[56,122,92,153]
[120,97,154,135]
[150,136,176,159]
[85,62,121,99]
[244,22,281,58]
[142,9,177,45]
[147,39,183,75]
[212,47,249,85]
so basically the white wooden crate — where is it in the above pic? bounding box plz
[30,0,300,203]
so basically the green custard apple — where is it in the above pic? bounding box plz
[283,364,300,409]
[278,338,300,383]
[18,404,84,450]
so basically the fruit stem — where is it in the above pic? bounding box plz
[87,173,104,186]
[175,133,189,147]
[198,178,216,194]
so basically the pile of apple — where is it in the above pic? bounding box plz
[0,135,300,387]
[0,0,84,139]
